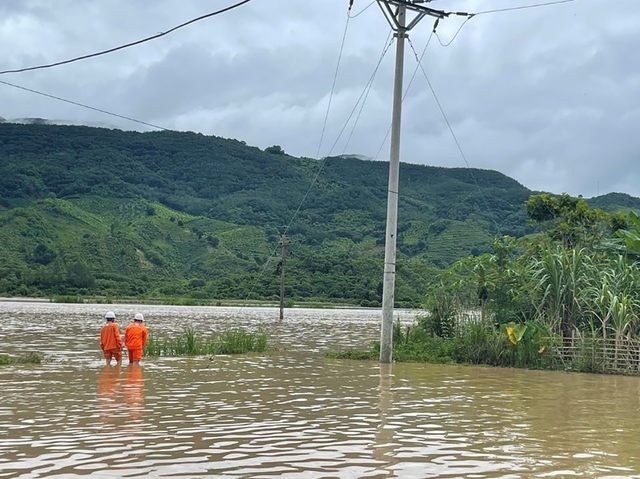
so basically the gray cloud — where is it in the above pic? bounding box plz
[1,0,639,198]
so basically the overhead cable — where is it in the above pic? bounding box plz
[435,0,576,47]
[332,31,394,156]
[475,0,575,16]
[407,38,502,236]
[341,32,394,154]
[238,3,354,311]
[0,79,169,131]
[315,11,351,159]
[435,16,473,47]
[349,1,376,18]
[373,21,436,161]
[0,0,252,75]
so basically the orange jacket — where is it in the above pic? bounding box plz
[125,322,148,350]
[100,322,123,351]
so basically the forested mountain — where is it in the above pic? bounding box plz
[1,123,637,306]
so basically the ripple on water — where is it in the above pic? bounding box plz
[1,302,640,477]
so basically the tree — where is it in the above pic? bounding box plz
[264,145,285,156]
[525,193,611,248]
[32,243,56,265]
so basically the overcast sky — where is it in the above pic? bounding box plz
[1,0,638,198]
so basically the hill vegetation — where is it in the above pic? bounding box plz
[1,123,638,307]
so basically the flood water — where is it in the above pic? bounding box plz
[1,302,640,478]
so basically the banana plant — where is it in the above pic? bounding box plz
[617,211,640,256]
[506,323,528,345]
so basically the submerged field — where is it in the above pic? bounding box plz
[1,302,640,477]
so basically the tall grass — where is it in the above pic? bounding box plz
[327,317,556,370]
[0,352,44,365]
[388,245,639,372]
[145,327,267,357]
[211,329,267,355]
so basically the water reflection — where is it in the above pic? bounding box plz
[97,364,122,429]
[124,364,145,422]
[373,363,397,477]
[2,302,640,477]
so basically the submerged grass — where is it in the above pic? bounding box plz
[325,349,378,360]
[145,327,268,357]
[0,352,44,365]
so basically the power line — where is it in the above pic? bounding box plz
[253,30,394,310]
[0,76,280,321]
[434,0,576,48]
[0,79,170,131]
[0,0,252,76]
[237,4,356,313]
[341,33,393,154]
[255,29,395,303]
[435,16,473,47]
[249,30,393,316]
[475,0,575,16]
[293,31,394,233]
[315,11,351,159]
[333,32,395,156]
[407,38,502,236]
[349,1,376,18]
[373,21,437,161]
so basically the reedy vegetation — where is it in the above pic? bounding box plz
[144,327,267,357]
[331,194,640,374]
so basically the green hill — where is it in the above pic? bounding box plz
[586,192,640,212]
[0,123,635,306]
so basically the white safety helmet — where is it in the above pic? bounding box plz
[134,313,144,322]
[105,311,116,320]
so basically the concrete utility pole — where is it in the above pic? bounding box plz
[279,229,289,320]
[377,0,447,363]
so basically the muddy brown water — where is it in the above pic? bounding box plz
[1,302,640,478]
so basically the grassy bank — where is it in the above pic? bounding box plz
[327,320,558,370]
[327,318,640,377]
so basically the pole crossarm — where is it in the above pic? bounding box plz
[377,0,448,32]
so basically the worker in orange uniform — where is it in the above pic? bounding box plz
[100,311,123,366]
[125,312,148,364]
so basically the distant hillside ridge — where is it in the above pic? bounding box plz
[0,122,638,305]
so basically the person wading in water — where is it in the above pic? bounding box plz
[100,311,123,366]
[125,313,148,364]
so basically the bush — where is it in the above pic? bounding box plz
[418,289,457,339]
